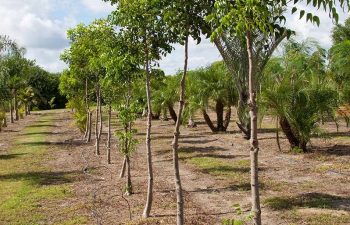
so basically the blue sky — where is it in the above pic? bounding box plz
[0,0,348,74]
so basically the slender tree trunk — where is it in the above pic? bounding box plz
[84,112,89,140]
[246,31,261,225]
[171,34,189,225]
[95,83,100,156]
[216,100,225,131]
[84,80,89,140]
[168,104,177,123]
[143,46,154,218]
[84,79,91,142]
[14,91,19,121]
[276,117,282,152]
[99,93,102,139]
[107,105,112,164]
[202,109,217,132]
[125,155,132,195]
[3,116,7,127]
[87,111,92,143]
[120,157,126,178]
[121,84,132,179]
[28,102,31,115]
[10,101,14,123]
[223,106,232,131]
[24,103,28,116]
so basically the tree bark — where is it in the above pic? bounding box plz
[28,102,31,115]
[10,101,14,123]
[279,117,299,149]
[223,106,232,131]
[99,93,102,139]
[95,83,101,155]
[24,103,28,116]
[14,90,19,121]
[3,116,7,127]
[84,112,89,140]
[246,31,261,225]
[276,117,282,152]
[171,34,189,225]
[143,45,154,218]
[120,157,126,178]
[216,100,225,131]
[202,109,217,132]
[107,105,112,164]
[237,90,251,139]
[168,104,177,123]
[87,111,92,143]
[125,155,132,195]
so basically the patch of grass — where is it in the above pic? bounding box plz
[264,193,341,210]
[282,209,350,225]
[314,163,350,173]
[187,157,250,182]
[262,178,291,192]
[55,216,88,225]
[306,213,350,225]
[0,113,73,225]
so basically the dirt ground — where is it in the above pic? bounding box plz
[0,109,349,225]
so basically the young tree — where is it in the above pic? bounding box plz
[107,0,174,217]
[330,17,350,108]
[61,24,95,142]
[209,1,349,224]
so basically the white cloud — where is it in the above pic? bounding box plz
[0,1,348,74]
[159,38,221,75]
[285,3,348,49]
[0,0,114,73]
[80,0,114,14]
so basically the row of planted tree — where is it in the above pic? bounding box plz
[59,1,349,225]
[0,36,66,131]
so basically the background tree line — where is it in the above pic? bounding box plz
[0,35,66,131]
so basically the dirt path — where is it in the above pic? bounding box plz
[1,110,216,224]
[1,109,349,225]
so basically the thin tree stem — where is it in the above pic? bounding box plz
[246,30,261,225]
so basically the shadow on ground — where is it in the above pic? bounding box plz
[0,170,82,186]
[265,192,350,211]
[0,153,27,160]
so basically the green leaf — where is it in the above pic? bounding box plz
[313,16,320,26]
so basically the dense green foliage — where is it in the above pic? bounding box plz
[261,39,339,151]
[0,35,65,127]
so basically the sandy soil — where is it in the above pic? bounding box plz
[1,109,349,225]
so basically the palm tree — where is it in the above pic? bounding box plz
[213,29,287,138]
[260,39,338,152]
[152,74,180,122]
[186,61,238,132]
